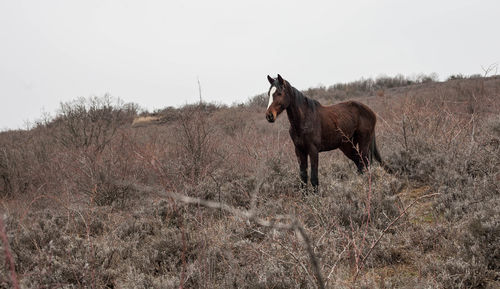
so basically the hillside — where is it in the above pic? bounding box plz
[1,76,499,288]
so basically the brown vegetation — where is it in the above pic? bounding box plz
[0,75,499,288]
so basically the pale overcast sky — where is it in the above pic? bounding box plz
[1,0,499,130]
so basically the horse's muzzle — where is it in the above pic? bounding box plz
[266,113,275,123]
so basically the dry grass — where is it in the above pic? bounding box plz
[1,76,499,288]
[132,116,161,126]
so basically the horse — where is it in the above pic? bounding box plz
[265,74,387,192]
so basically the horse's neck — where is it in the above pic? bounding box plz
[286,87,306,131]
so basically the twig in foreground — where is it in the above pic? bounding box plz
[0,215,19,289]
[353,192,440,282]
[133,184,326,289]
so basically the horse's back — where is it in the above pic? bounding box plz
[322,101,376,127]
[337,100,375,118]
[317,101,377,147]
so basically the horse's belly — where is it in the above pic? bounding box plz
[319,134,342,152]
[319,143,340,152]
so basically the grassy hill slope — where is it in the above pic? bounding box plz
[1,76,499,288]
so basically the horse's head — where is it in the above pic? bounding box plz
[265,74,290,123]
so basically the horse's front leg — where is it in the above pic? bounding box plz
[309,147,319,193]
[295,147,308,189]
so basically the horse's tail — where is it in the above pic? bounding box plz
[370,134,392,173]
[371,135,383,164]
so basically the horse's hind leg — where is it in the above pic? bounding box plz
[340,144,364,174]
[357,134,372,172]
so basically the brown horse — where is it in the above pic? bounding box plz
[265,74,386,191]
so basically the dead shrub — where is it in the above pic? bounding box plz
[50,94,136,153]
[174,104,223,183]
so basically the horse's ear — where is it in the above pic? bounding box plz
[277,74,284,86]
[267,75,274,85]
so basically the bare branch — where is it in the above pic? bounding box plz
[0,215,19,289]
[132,184,325,289]
[481,62,498,77]
[276,239,315,285]
[325,239,352,286]
[294,222,325,289]
[353,192,440,282]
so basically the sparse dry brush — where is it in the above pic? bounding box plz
[0,76,499,288]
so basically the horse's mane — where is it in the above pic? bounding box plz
[287,82,320,111]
